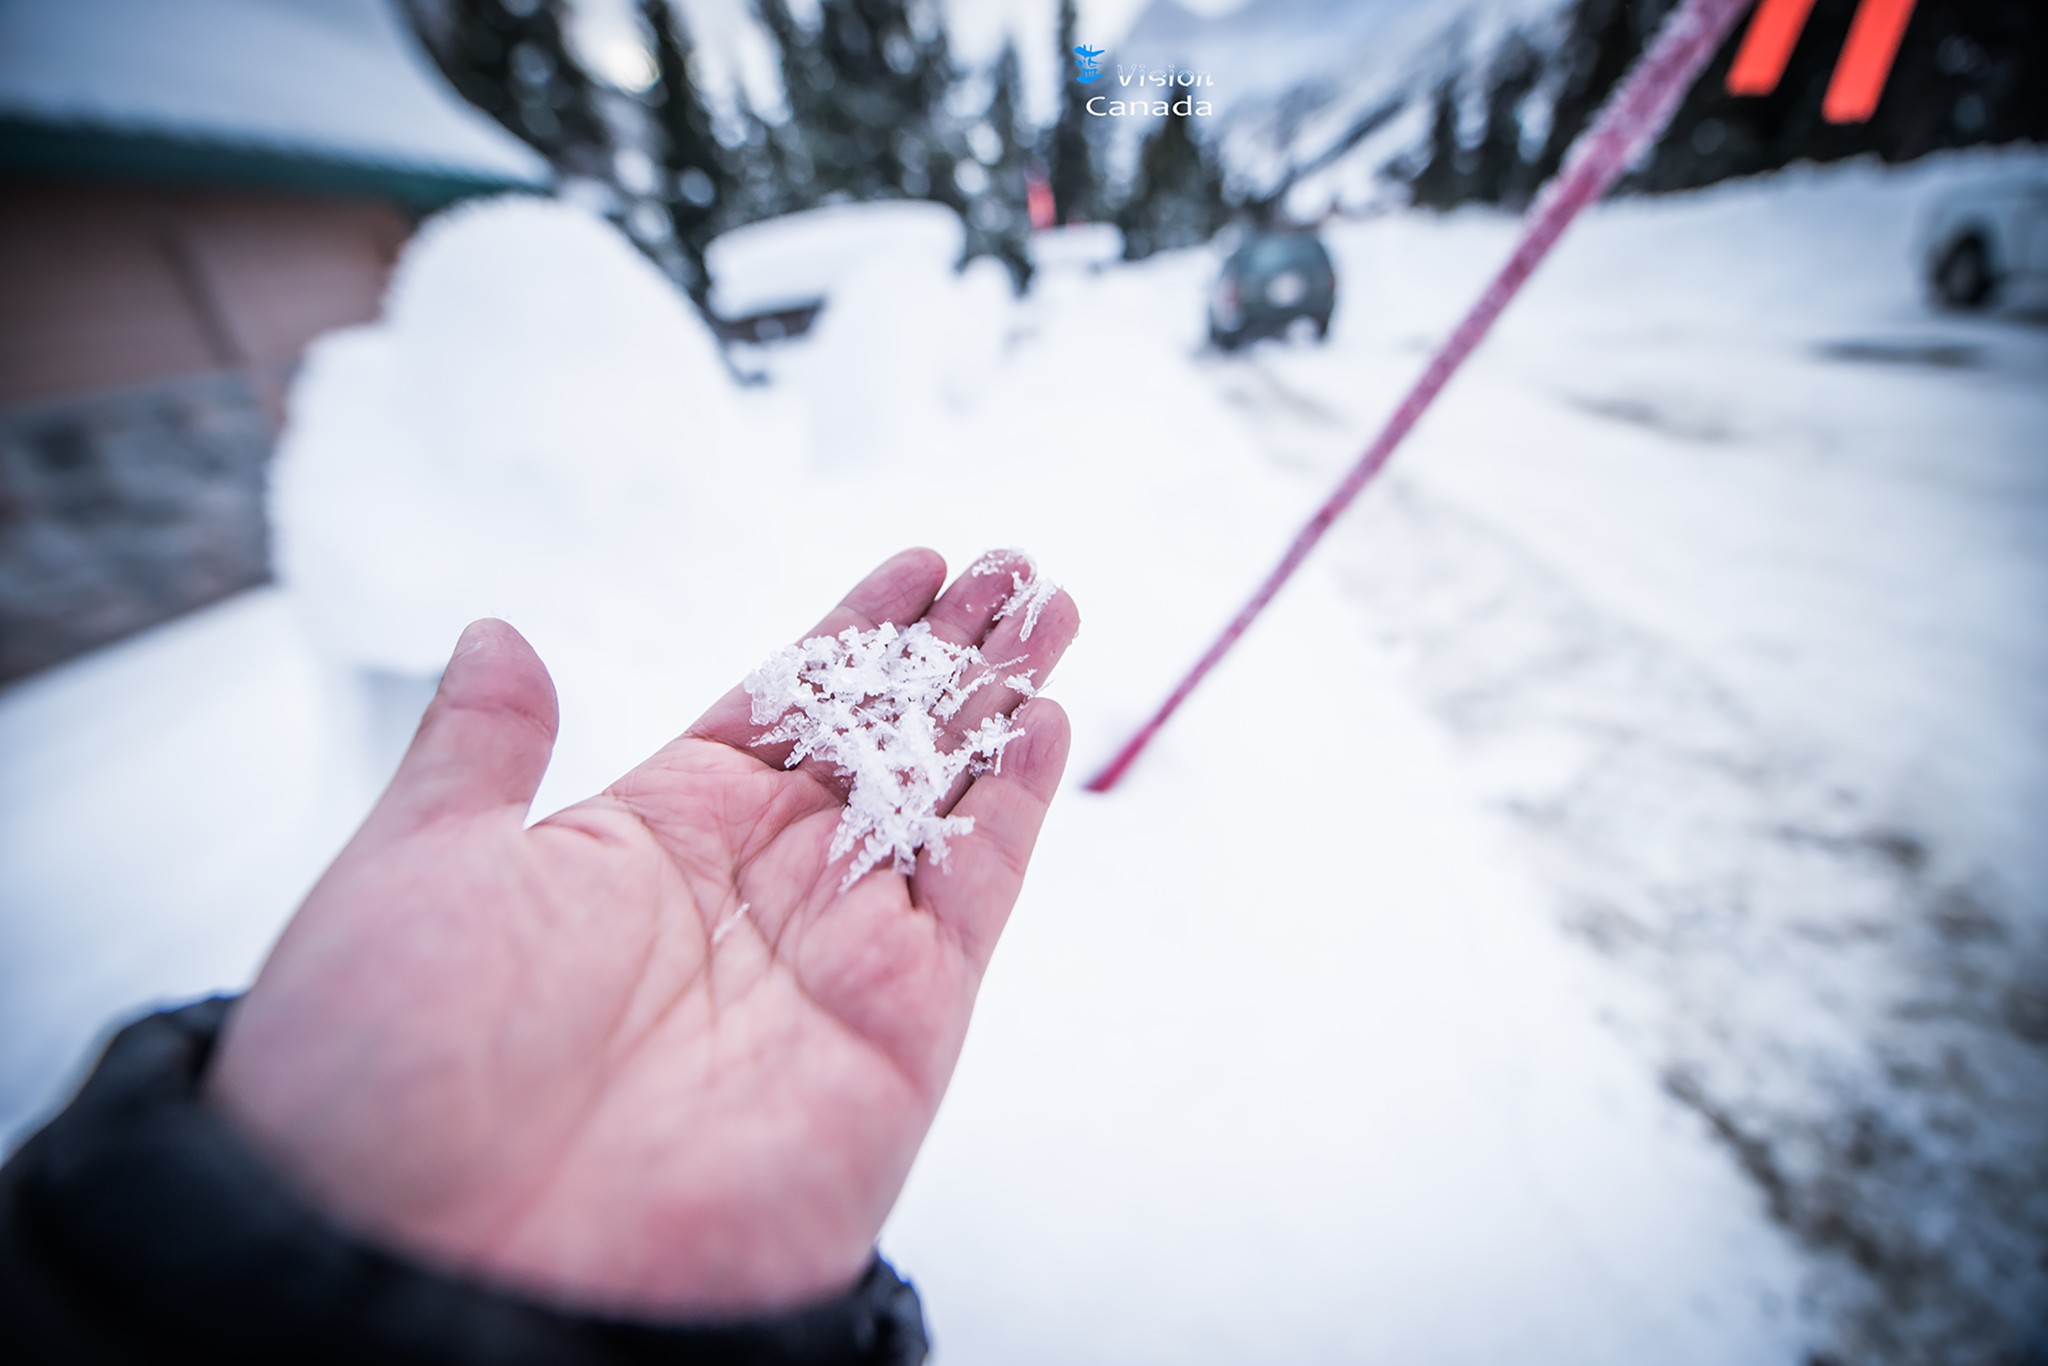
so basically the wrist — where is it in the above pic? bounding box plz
[204,995,884,1321]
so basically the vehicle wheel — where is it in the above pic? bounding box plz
[1932,235,1995,311]
[1210,325,1239,353]
[1314,313,1331,342]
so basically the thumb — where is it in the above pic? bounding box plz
[369,619,560,833]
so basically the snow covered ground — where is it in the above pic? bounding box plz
[3,148,2044,1362]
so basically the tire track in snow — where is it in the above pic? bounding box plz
[1335,479,2047,1366]
[1229,360,2047,1364]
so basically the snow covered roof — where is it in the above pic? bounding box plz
[0,0,548,202]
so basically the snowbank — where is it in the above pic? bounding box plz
[792,248,1015,472]
[275,195,757,676]
[272,194,822,815]
[706,200,967,319]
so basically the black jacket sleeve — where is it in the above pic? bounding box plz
[0,998,929,1366]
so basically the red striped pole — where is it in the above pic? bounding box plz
[1084,0,1759,794]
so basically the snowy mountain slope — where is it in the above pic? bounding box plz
[1116,0,1562,107]
[1114,0,1571,200]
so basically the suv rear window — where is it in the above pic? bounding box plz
[1241,235,1328,276]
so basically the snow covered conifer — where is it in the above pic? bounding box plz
[759,0,965,210]
[1408,77,1467,211]
[1529,0,1645,190]
[962,39,1036,293]
[1049,0,1102,226]
[408,0,612,182]
[725,83,806,224]
[1475,32,1541,209]
[638,0,734,305]
[1115,105,1227,261]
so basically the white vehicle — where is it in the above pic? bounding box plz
[1919,179,2048,311]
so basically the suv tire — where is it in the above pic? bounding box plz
[1933,235,1996,311]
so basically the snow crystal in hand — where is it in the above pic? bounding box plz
[971,551,1060,641]
[744,622,1026,888]
[711,901,751,947]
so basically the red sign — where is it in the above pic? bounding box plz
[1726,0,1920,123]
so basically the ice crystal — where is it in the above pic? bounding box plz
[971,551,1060,642]
[744,621,1026,888]
[711,901,751,947]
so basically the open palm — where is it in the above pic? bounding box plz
[208,549,1078,1318]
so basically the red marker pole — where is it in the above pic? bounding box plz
[1084,0,1759,794]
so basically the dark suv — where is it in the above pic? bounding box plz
[1208,230,1337,350]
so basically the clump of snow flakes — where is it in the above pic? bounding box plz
[745,621,1032,888]
[971,551,1060,641]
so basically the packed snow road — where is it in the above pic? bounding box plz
[1,151,2042,1364]
[1185,151,2048,1362]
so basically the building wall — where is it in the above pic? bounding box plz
[0,179,411,683]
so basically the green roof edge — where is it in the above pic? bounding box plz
[0,114,550,211]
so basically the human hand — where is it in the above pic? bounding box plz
[207,549,1078,1318]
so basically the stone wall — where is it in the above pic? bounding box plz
[0,372,271,684]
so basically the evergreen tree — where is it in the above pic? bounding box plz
[1408,77,1465,210]
[758,0,964,207]
[1529,0,1654,188]
[736,0,816,217]
[1399,0,2043,214]
[1115,106,1227,261]
[961,39,1036,292]
[1474,32,1541,207]
[727,83,803,224]
[639,0,734,304]
[1048,0,1100,225]
[408,0,612,180]
[1639,0,2048,194]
